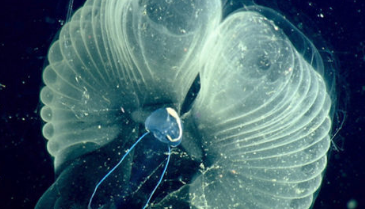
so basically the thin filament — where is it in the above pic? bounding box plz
[142,146,171,209]
[88,132,150,209]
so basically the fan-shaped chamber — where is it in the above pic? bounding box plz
[37,0,335,209]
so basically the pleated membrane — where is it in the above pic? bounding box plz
[40,0,221,169]
[37,0,334,209]
[188,12,331,209]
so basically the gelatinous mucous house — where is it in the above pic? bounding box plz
[36,0,336,208]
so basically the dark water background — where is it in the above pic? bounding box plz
[1,0,364,208]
